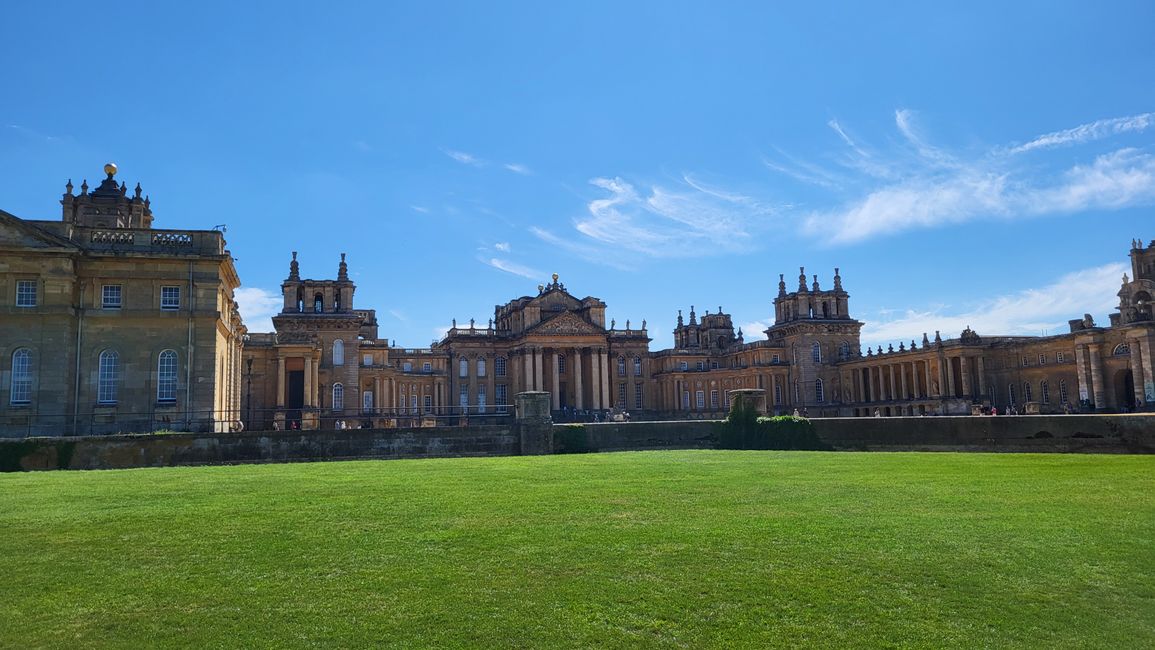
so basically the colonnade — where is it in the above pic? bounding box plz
[519,346,610,410]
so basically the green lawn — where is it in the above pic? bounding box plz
[1,451,1153,648]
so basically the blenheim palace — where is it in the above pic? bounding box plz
[2,165,1153,435]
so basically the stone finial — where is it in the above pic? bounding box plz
[133,182,142,199]
[867,347,873,357]
[888,344,894,353]
[877,345,883,354]
[537,284,544,293]
[626,319,631,330]
[677,309,683,326]
[338,252,349,281]
[641,319,646,330]
[144,195,150,207]
[718,305,722,314]
[119,181,127,195]
[899,342,905,351]
[452,318,457,328]
[611,318,616,329]
[65,179,73,195]
[812,274,820,292]
[470,318,475,329]
[80,179,88,194]
[934,330,942,344]
[911,339,917,350]
[1123,273,1130,284]
[798,267,807,292]
[288,251,300,280]
[922,332,930,346]
[778,273,787,297]
[689,305,697,324]
[833,267,842,291]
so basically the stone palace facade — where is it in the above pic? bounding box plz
[1,164,1153,435]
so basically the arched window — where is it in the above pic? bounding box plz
[459,358,469,377]
[1113,343,1131,356]
[477,359,486,377]
[313,293,323,313]
[633,357,642,377]
[773,380,782,405]
[811,342,821,363]
[157,350,177,402]
[332,339,344,366]
[1008,383,1016,405]
[1024,382,1033,402]
[617,356,626,376]
[1059,380,1069,404]
[98,350,119,404]
[1041,380,1050,404]
[10,348,32,404]
[332,383,344,411]
[838,342,850,361]
[815,378,825,403]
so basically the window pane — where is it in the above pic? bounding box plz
[11,349,32,404]
[98,350,119,403]
[16,280,37,307]
[157,350,177,402]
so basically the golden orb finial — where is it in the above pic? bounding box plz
[103,162,118,177]
[551,273,559,282]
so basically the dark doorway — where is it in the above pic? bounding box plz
[1116,369,1135,411]
[287,370,304,426]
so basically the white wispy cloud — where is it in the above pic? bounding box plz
[234,287,282,333]
[479,256,542,279]
[561,174,776,259]
[442,148,485,166]
[410,205,430,214]
[388,309,409,323]
[504,163,531,175]
[529,226,636,271]
[797,107,1155,245]
[1008,112,1154,154]
[494,242,511,252]
[860,262,1126,349]
[353,140,372,152]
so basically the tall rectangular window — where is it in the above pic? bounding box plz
[1059,380,1068,404]
[1008,383,1016,405]
[495,356,507,377]
[477,359,486,377]
[410,395,418,415]
[695,390,705,409]
[98,350,119,403]
[682,390,690,409]
[1024,382,1033,402]
[102,284,122,309]
[617,357,626,376]
[1057,352,1066,363]
[16,280,36,307]
[478,385,487,414]
[1038,353,1046,366]
[160,286,180,310]
[157,350,177,402]
[10,349,32,404]
[459,359,468,378]
[618,382,626,406]
[496,384,508,413]
[633,357,642,377]
[557,355,566,374]
[424,395,432,413]
[710,390,719,409]
[774,382,782,405]
[1041,381,1050,404]
[459,384,468,409]
[634,383,643,409]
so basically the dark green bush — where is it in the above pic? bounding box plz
[554,425,595,454]
[715,412,831,451]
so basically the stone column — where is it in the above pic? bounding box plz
[590,347,602,410]
[925,360,934,397]
[1075,344,1091,403]
[303,356,314,408]
[888,365,897,401]
[600,350,610,408]
[856,369,865,402]
[374,376,381,414]
[276,357,285,408]
[523,349,533,393]
[534,348,544,393]
[945,357,956,397]
[574,348,585,409]
[551,350,561,410]
[899,364,908,400]
[960,355,971,398]
[976,357,987,399]
[1141,334,1155,404]
[1088,344,1105,409]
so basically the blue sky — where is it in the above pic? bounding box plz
[3,1,1154,350]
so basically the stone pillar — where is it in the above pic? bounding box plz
[727,389,767,417]
[590,347,602,410]
[599,350,610,408]
[515,391,553,455]
[1087,344,1106,409]
[534,348,544,393]
[374,376,381,414]
[574,348,585,409]
[899,364,908,400]
[888,365,897,401]
[856,369,865,402]
[1141,334,1155,404]
[925,360,934,397]
[522,349,533,392]
[1075,344,1090,404]
[976,357,987,399]
[551,350,561,410]
[956,355,965,397]
[303,356,314,408]
[275,357,285,408]
[945,357,956,397]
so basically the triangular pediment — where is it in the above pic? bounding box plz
[530,287,582,311]
[0,211,77,250]
[529,311,605,336]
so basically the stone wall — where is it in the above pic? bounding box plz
[3,425,519,471]
[4,415,1154,472]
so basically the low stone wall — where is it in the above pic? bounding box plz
[4,415,1153,471]
[815,414,1155,453]
[2,426,520,471]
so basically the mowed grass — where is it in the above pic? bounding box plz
[1,452,1153,648]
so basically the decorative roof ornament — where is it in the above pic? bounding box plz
[798,267,807,292]
[689,305,697,325]
[812,274,820,292]
[778,273,787,298]
[288,251,300,280]
[833,267,843,291]
[677,309,684,326]
[104,162,117,178]
[338,252,349,281]
[65,179,73,195]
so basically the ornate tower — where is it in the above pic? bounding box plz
[60,163,154,229]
